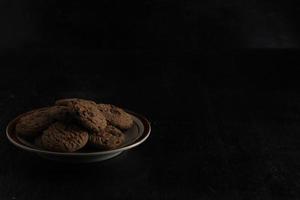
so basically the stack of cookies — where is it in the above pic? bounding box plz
[15,98,134,152]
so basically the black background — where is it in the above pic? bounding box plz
[1,1,300,200]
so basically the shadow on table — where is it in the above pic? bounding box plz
[22,150,149,181]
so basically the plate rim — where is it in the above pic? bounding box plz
[6,108,151,156]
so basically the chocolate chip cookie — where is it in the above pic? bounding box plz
[15,106,69,137]
[89,125,125,150]
[55,98,107,132]
[97,104,133,130]
[40,122,89,152]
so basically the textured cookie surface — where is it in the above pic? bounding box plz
[48,105,71,121]
[34,136,43,149]
[97,104,133,130]
[40,122,89,152]
[55,98,107,132]
[89,125,125,150]
[55,98,95,107]
[15,106,69,137]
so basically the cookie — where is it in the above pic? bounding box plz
[89,125,125,150]
[15,106,69,137]
[97,104,133,130]
[34,136,43,149]
[55,98,95,107]
[48,105,71,121]
[40,122,89,152]
[55,98,107,132]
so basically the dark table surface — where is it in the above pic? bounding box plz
[1,50,300,199]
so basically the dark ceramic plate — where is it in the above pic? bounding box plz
[6,108,151,163]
